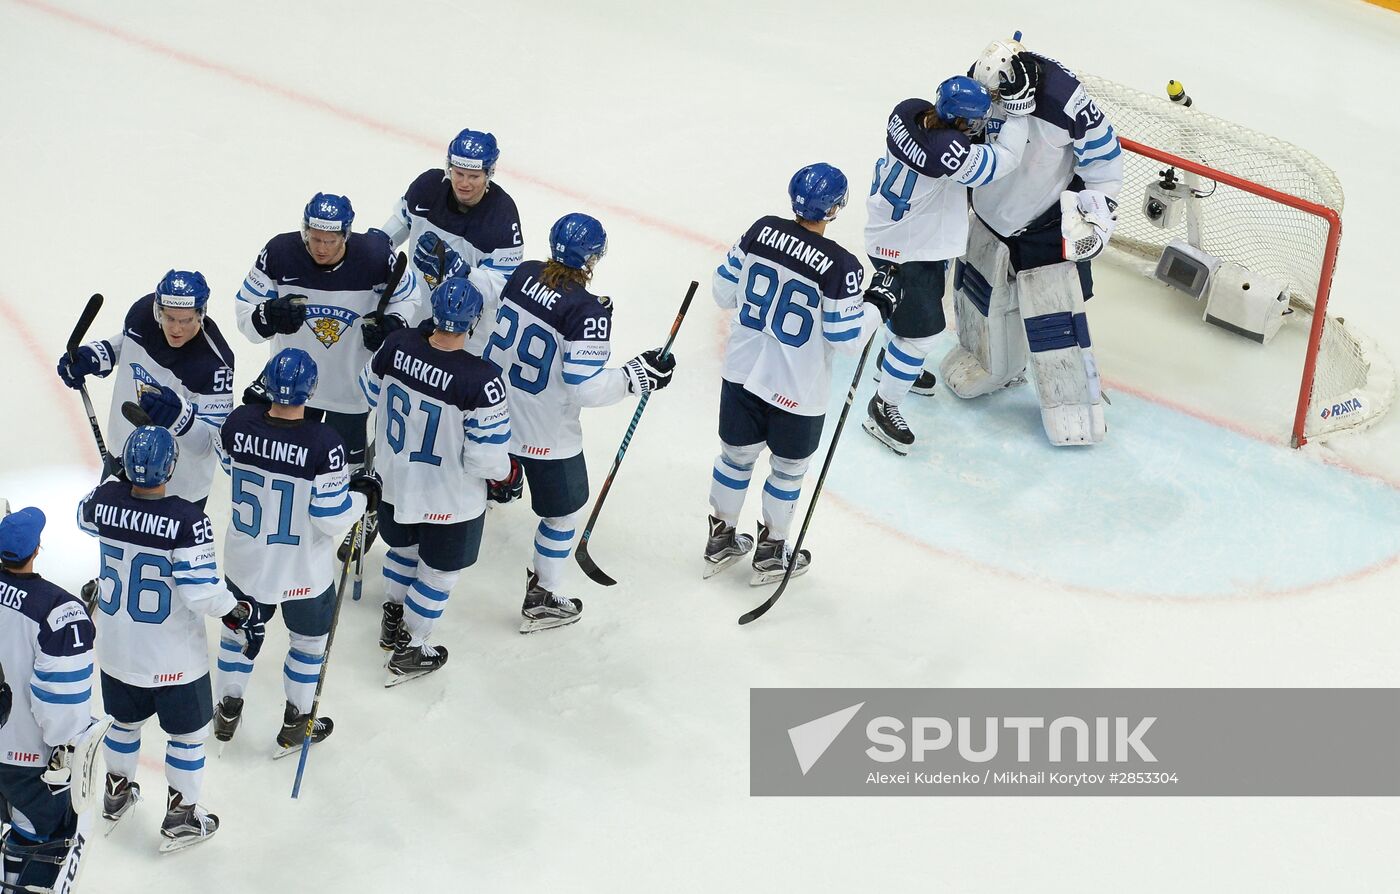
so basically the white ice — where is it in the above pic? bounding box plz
[2,0,1399,890]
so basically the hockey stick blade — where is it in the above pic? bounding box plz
[574,280,698,587]
[739,334,878,625]
[121,401,153,428]
[67,293,104,358]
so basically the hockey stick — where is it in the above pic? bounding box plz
[120,401,152,428]
[575,280,698,586]
[67,294,113,474]
[291,517,357,799]
[349,251,405,602]
[739,332,879,625]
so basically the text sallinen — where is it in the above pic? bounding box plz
[865,771,1104,786]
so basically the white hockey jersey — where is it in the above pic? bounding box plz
[481,260,631,459]
[714,216,879,417]
[0,569,96,766]
[216,405,365,603]
[77,481,236,689]
[360,323,512,524]
[235,229,422,414]
[972,53,1124,237]
[865,99,1028,264]
[382,170,524,356]
[84,295,235,503]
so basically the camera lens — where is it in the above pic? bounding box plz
[1146,199,1164,220]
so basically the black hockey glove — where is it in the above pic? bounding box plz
[348,468,383,513]
[999,52,1040,116]
[487,457,524,505]
[252,295,307,337]
[242,373,274,406]
[361,310,407,352]
[56,346,104,390]
[862,268,901,323]
[623,349,676,396]
[0,667,10,728]
[222,600,269,660]
[80,579,100,618]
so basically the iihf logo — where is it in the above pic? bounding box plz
[303,305,360,348]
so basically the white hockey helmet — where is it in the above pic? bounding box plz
[971,35,1027,95]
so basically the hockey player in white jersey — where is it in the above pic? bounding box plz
[0,507,110,892]
[943,34,1123,445]
[235,193,422,466]
[383,128,524,355]
[862,76,1029,454]
[706,165,893,582]
[57,271,235,507]
[359,277,512,679]
[211,349,378,752]
[482,213,677,632]
[77,427,262,851]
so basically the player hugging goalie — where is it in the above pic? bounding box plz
[941,34,1123,445]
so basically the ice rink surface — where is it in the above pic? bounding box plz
[3,0,1400,890]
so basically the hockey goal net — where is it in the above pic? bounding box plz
[1080,74,1394,447]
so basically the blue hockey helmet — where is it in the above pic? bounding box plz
[431,276,485,334]
[262,347,318,406]
[935,76,992,124]
[446,129,500,176]
[123,426,178,488]
[788,163,848,221]
[548,213,607,270]
[154,270,210,314]
[303,192,354,235]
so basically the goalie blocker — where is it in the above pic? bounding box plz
[940,211,1106,445]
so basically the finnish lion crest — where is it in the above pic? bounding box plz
[301,304,360,349]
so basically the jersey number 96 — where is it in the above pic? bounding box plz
[739,261,819,348]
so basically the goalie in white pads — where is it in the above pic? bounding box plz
[940,35,1122,445]
[0,507,110,893]
[862,75,1029,454]
[707,164,891,583]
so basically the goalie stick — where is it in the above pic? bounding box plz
[67,294,113,474]
[575,281,697,586]
[738,332,879,625]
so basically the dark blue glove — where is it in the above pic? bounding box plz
[413,232,464,283]
[57,346,103,390]
[487,457,524,505]
[252,295,307,337]
[138,385,190,433]
[222,600,270,660]
[348,468,383,513]
[361,311,407,352]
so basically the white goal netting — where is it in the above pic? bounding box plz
[1080,73,1394,444]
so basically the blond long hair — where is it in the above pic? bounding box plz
[538,259,593,291]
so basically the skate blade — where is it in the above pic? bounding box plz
[702,553,745,580]
[103,796,141,835]
[384,667,441,688]
[159,831,216,854]
[749,564,811,587]
[861,419,912,456]
[909,382,937,396]
[518,615,582,635]
[271,743,302,761]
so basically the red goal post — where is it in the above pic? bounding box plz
[1082,74,1394,447]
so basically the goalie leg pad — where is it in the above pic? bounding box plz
[1017,261,1106,445]
[940,216,1027,399]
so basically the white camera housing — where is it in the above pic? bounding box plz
[1142,179,1188,230]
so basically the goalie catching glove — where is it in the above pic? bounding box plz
[623,349,677,396]
[1060,189,1117,262]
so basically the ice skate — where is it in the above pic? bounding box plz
[213,696,243,749]
[385,643,449,687]
[874,348,937,395]
[862,396,915,455]
[519,569,582,634]
[703,514,754,579]
[750,522,810,586]
[274,701,333,758]
[159,787,218,853]
[379,601,409,652]
[102,773,141,833]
